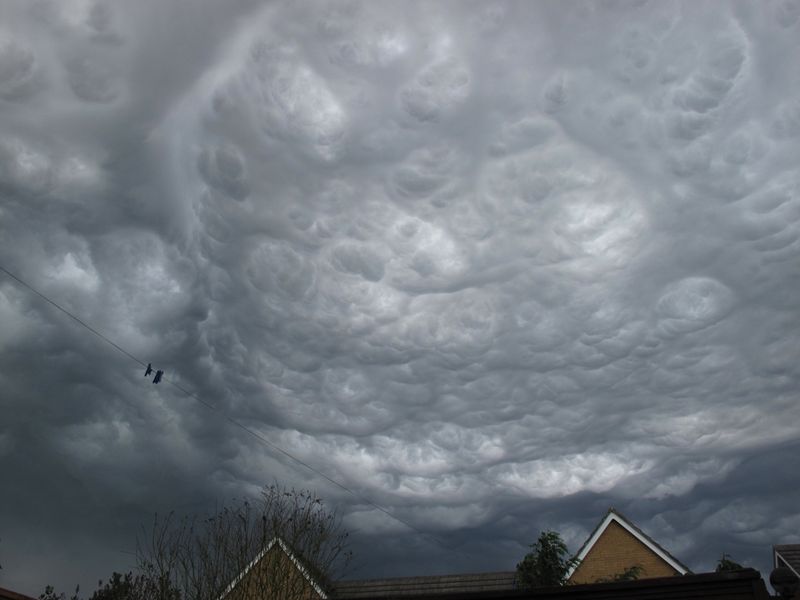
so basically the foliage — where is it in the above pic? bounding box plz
[516,530,578,588]
[594,564,644,583]
[716,553,745,572]
[40,570,180,600]
[88,571,180,600]
[89,572,138,600]
[38,585,81,600]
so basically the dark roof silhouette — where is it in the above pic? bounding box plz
[0,587,37,600]
[332,571,518,598]
[333,570,769,600]
[774,544,800,577]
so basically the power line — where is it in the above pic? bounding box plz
[0,263,460,552]
[0,265,147,367]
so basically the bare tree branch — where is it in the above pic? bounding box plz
[137,485,352,600]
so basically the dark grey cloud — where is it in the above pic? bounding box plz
[2,0,799,596]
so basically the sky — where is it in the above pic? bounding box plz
[1,0,799,596]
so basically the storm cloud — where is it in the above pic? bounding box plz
[1,0,799,595]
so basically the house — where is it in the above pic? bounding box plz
[220,537,328,600]
[774,544,800,579]
[218,546,769,600]
[566,508,689,584]
[218,510,737,600]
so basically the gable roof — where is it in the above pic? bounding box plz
[0,587,37,600]
[218,536,328,600]
[566,508,689,580]
[774,544,800,578]
[332,571,518,598]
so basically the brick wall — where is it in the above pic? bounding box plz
[568,521,680,584]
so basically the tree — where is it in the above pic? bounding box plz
[39,570,180,600]
[88,572,141,600]
[716,553,745,572]
[40,570,179,600]
[38,585,81,600]
[38,486,349,600]
[137,484,352,600]
[88,571,180,600]
[516,530,578,588]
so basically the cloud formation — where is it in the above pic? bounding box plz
[1,0,799,595]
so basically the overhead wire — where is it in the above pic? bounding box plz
[0,265,147,367]
[0,263,462,552]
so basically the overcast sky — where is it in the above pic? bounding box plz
[1,0,800,596]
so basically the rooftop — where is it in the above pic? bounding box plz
[333,570,769,600]
[332,571,519,598]
[774,544,800,577]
